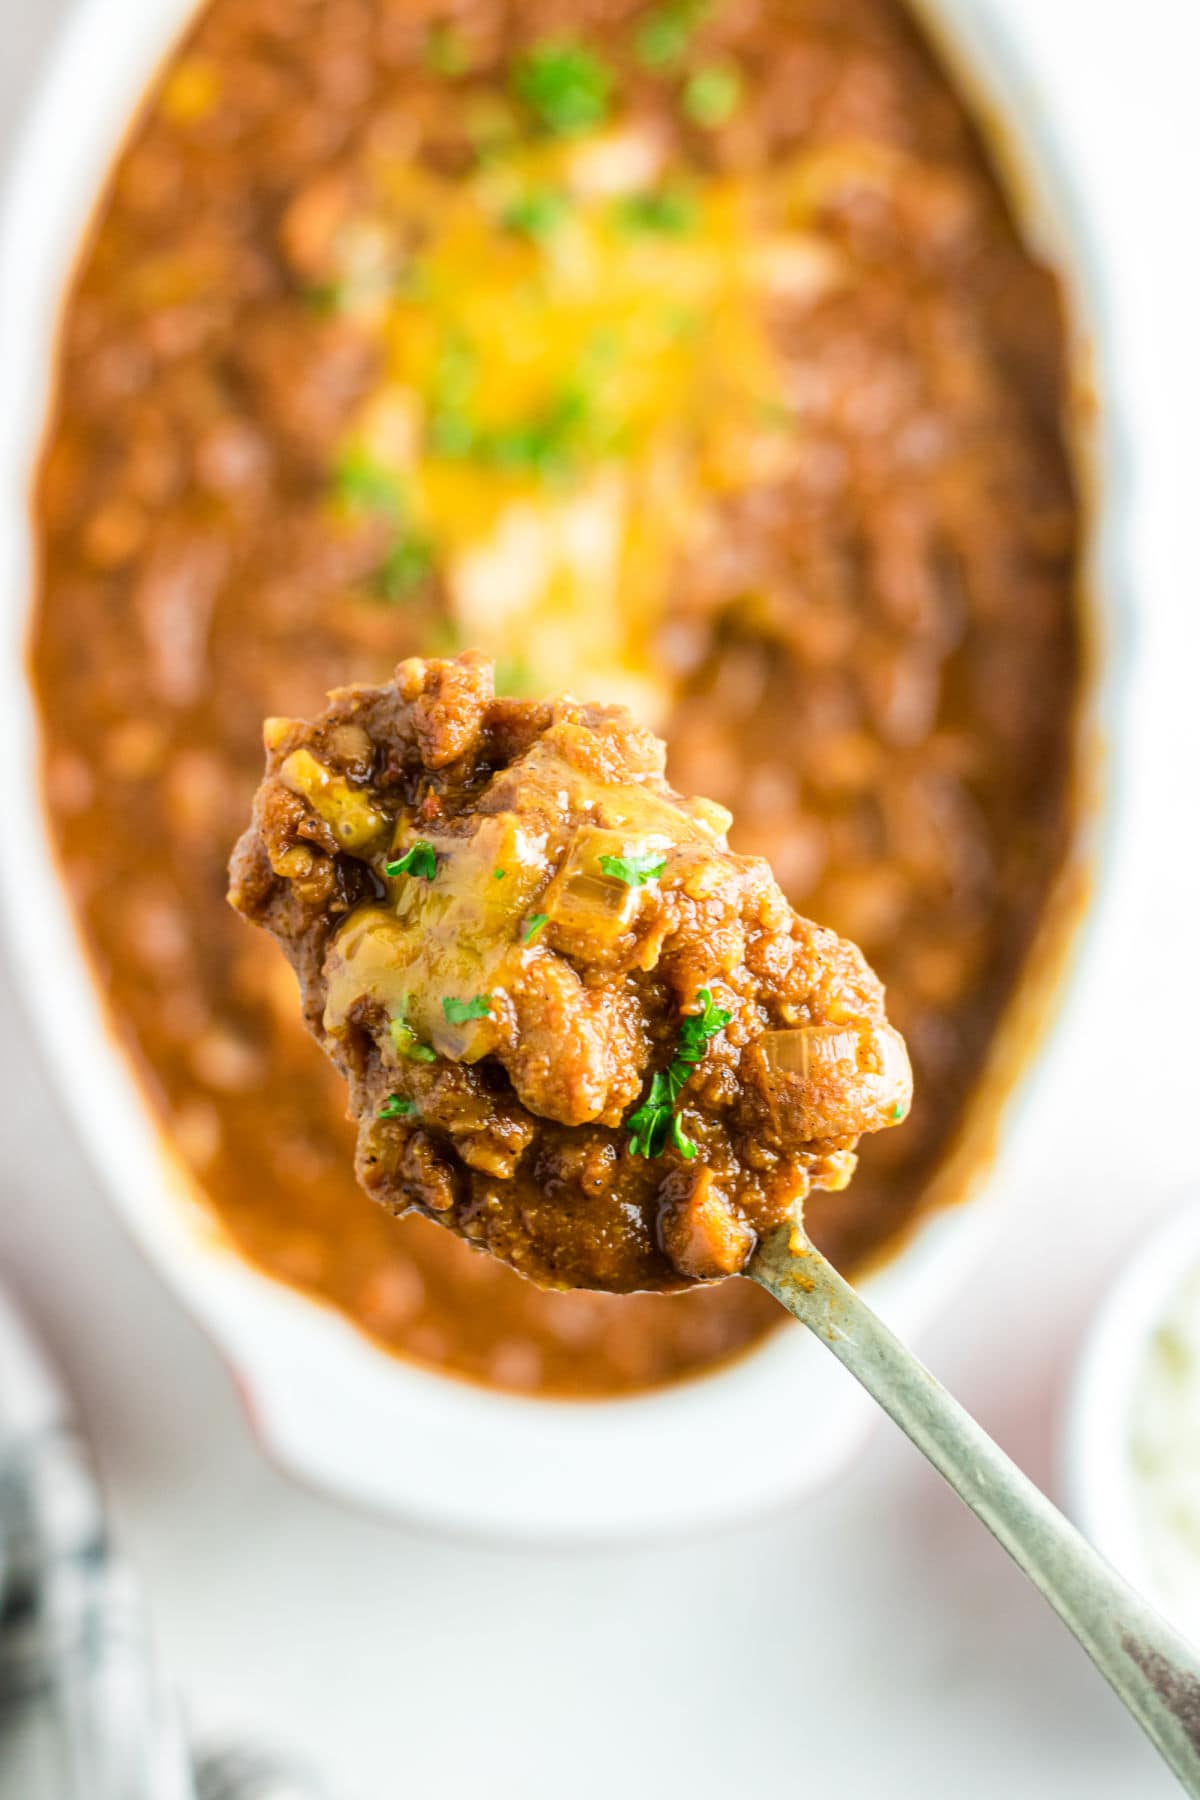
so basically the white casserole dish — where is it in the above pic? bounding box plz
[0,0,1120,1539]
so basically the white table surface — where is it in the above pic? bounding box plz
[2,1,1199,1794]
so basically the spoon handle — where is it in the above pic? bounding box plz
[751,1222,1200,1794]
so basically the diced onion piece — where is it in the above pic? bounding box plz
[756,1021,912,1141]
[539,827,648,961]
[554,870,637,922]
[690,796,733,839]
[543,870,639,962]
[759,1026,858,1077]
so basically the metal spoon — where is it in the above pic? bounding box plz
[751,1219,1200,1795]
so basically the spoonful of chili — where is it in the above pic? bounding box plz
[230,652,1200,1794]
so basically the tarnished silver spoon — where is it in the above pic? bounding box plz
[752,1220,1200,1795]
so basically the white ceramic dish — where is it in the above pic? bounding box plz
[0,0,1120,1539]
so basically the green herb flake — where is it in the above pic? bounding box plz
[625,1068,685,1160]
[429,324,599,484]
[488,386,592,481]
[523,913,549,944]
[682,63,742,128]
[892,1101,906,1121]
[675,986,733,1064]
[442,993,493,1024]
[493,867,507,881]
[613,188,697,235]
[303,279,348,317]
[501,188,572,239]
[632,0,711,70]
[428,333,481,458]
[379,1094,416,1119]
[385,839,438,881]
[493,657,540,697]
[424,617,465,657]
[389,1017,438,1064]
[331,449,404,516]
[512,41,614,137]
[423,20,471,76]
[625,986,731,1158]
[370,535,434,602]
[429,412,476,457]
[599,849,668,887]
[633,12,688,69]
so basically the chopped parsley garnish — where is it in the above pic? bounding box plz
[370,534,434,601]
[436,389,594,482]
[612,189,697,235]
[331,449,404,516]
[599,850,667,887]
[632,0,711,70]
[486,387,593,480]
[303,279,348,317]
[626,987,732,1159]
[626,1068,695,1158]
[428,327,603,484]
[385,839,438,881]
[501,188,572,239]
[423,20,471,76]
[425,617,465,656]
[379,1094,416,1119]
[493,867,507,881]
[428,334,481,457]
[523,913,549,944]
[892,1101,906,1121]
[443,993,493,1024]
[682,63,742,127]
[330,452,433,599]
[676,987,733,1061]
[512,41,614,137]
[494,657,540,697]
[389,1016,438,1063]
[430,411,477,458]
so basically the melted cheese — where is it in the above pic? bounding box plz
[321,724,734,1062]
[330,125,844,723]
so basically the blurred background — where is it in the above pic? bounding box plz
[2,0,1199,1794]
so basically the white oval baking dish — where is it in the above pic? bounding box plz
[0,0,1121,1539]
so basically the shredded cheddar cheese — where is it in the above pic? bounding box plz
[325,119,844,723]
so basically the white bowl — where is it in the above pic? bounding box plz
[1065,1198,1200,1625]
[0,0,1121,1539]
